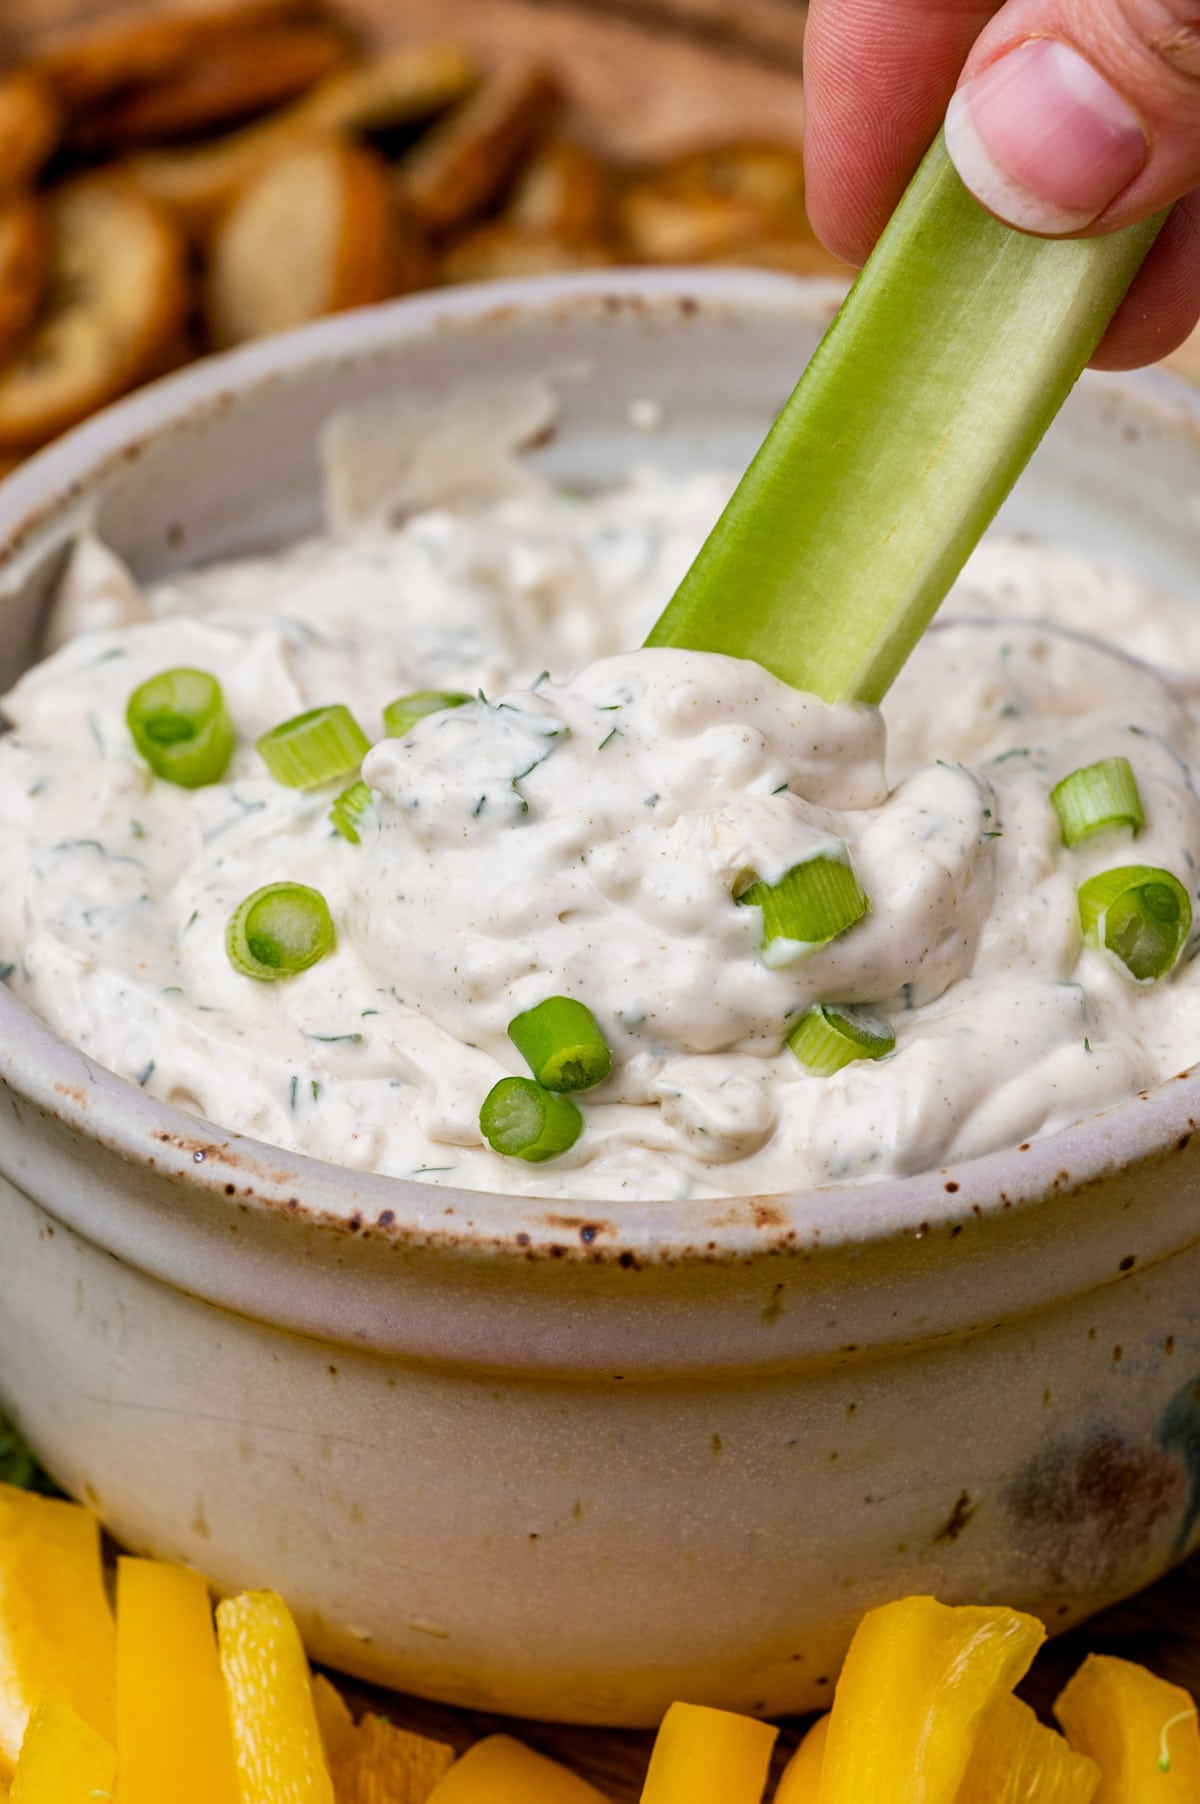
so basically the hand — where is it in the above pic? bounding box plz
[803,1,1200,369]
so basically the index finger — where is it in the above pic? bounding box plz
[803,0,1001,264]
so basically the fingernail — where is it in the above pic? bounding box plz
[946,38,1149,234]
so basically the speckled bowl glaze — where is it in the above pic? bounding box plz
[1,272,1200,1727]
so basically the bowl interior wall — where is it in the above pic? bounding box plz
[2,288,1195,710]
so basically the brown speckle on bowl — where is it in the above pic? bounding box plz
[932,1488,977,1543]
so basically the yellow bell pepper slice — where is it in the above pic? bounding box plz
[310,1672,456,1804]
[819,1596,1044,1803]
[640,1701,777,1804]
[312,1673,358,1775]
[425,1736,608,1804]
[1055,1653,1200,1802]
[775,1715,828,1804]
[955,1694,1099,1802]
[339,1714,457,1804]
[9,1698,115,1803]
[216,1590,334,1804]
[0,1484,115,1777]
[116,1558,239,1804]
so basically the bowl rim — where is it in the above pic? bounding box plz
[2,265,1199,1268]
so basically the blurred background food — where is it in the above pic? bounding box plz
[0,0,849,467]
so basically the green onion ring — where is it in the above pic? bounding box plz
[257,705,370,789]
[1051,757,1143,848]
[382,691,470,740]
[126,667,235,788]
[1078,865,1191,984]
[508,996,611,1092]
[737,855,869,966]
[226,882,335,981]
[788,1002,895,1076]
[479,1077,583,1162]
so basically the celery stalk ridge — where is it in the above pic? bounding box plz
[645,132,1164,706]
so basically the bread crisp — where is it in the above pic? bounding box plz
[438,223,614,285]
[0,72,62,206]
[207,137,402,347]
[0,178,189,450]
[401,64,560,236]
[71,23,354,153]
[506,138,613,243]
[0,197,50,359]
[125,43,477,240]
[619,142,809,263]
[33,0,333,115]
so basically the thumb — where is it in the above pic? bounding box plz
[945,0,1200,235]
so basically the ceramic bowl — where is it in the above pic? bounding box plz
[1,271,1200,1727]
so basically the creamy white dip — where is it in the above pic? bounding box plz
[3,454,1200,1203]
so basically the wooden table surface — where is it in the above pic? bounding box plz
[4,1,1200,1790]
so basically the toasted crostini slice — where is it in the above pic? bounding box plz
[703,233,853,278]
[0,195,51,359]
[505,137,613,243]
[438,222,614,286]
[619,141,809,263]
[207,137,401,348]
[0,177,190,451]
[0,71,62,205]
[125,43,477,240]
[401,64,560,236]
[71,23,354,153]
[33,0,331,115]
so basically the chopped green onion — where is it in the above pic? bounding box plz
[382,690,470,740]
[1078,865,1191,984]
[330,779,374,844]
[480,1077,582,1162]
[126,667,234,788]
[788,1002,895,1076]
[737,855,868,964]
[1051,757,1143,847]
[257,705,369,789]
[508,996,612,1092]
[645,132,1162,704]
[226,882,335,981]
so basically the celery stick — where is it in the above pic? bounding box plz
[645,132,1164,704]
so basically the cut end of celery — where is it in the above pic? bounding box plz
[646,133,1163,705]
